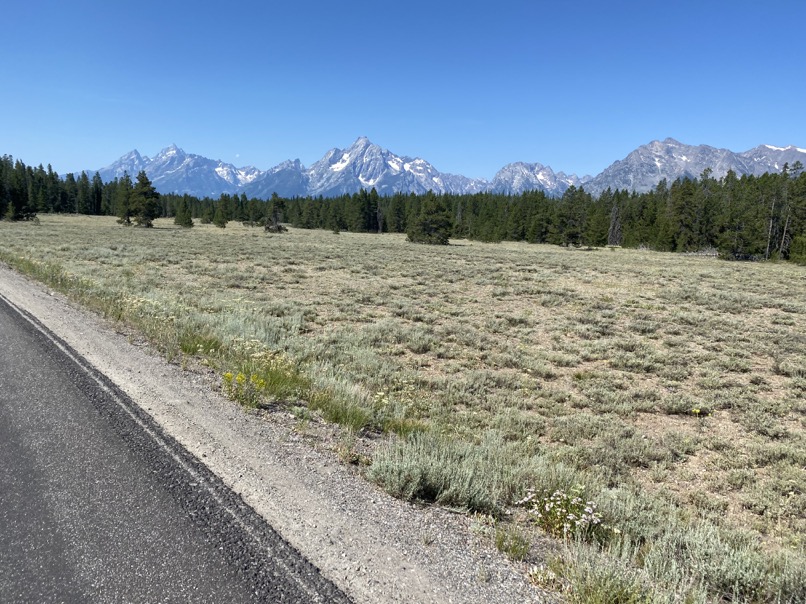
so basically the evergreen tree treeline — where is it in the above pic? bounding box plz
[280,164,806,261]
[2,154,805,262]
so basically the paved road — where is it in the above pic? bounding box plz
[0,294,352,603]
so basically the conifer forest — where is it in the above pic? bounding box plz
[2,154,805,263]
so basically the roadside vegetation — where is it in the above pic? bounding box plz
[2,215,805,602]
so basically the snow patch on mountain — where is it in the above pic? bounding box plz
[489,162,584,197]
[95,146,266,198]
[331,153,351,172]
[583,138,806,195]
[764,144,806,153]
[91,136,805,200]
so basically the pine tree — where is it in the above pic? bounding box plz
[2,160,36,221]
[607,203,623,246]
[115,173,134,225]
[76,171,91,214]
[45,164,62,213]
[130,171,161,227]
[91,172,104,215]
[174,196,194,227]
[265,192,287,232]
[200,202,213,224]
[245,197,264,226]
[63,172,78,215]
[407,192,451,244]
[789,235,806,265]
[212,202,228,228]
[371,188,383,233]
[552,186,590,246]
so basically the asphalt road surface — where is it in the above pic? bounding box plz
[0,294,352,603]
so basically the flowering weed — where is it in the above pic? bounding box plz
[518,487,606,542]
[222,339,310,407]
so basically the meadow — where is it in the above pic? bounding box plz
[2,215,805,603]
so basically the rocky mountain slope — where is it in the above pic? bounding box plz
[96,144,262,198]
[92,138,806,199]
[582,138,806,196]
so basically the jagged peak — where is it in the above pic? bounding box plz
[93,136,805,200]
[348,136,384,157]
[506,161,548,172]
[158,143,185,157]
[274,158,305,171]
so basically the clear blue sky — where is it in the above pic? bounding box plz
[2,1,804,179]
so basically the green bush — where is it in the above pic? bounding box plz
[406,216,450,245]
[406,198,452,245]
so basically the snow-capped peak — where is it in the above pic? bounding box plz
[764,144,806,154]
[93,136,805,201]
[158,143,184,157]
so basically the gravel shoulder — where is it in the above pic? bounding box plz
[0,263,551,604]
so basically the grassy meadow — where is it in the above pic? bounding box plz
[2,214,805,602]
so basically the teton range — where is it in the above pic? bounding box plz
[92,137,806,200]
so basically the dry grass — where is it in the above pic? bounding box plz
[2,215,805,601]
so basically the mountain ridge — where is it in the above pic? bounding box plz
[91,137,806,200]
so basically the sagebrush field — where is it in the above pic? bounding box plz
[2,215,804,602]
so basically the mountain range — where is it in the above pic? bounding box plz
[92,137,806,200]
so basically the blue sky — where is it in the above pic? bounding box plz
[2,1,804,179]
